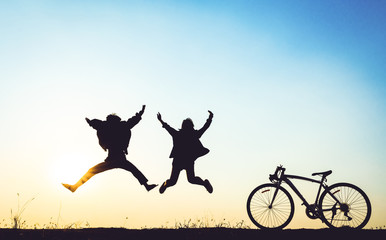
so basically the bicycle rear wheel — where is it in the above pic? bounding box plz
[247,183,294,229]
[319,182,371,229]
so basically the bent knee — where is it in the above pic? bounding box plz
[187,176,200,184]
[166,179,177,186]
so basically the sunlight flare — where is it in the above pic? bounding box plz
[51,153,92,185]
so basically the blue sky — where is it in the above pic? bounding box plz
[0,0,385,229]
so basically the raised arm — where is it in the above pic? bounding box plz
[126,105,146,129]
[85,118,103,130]
[157,112,165,125]
[197,110,213,138]
[138,105,145,116]
[157,112,177,136]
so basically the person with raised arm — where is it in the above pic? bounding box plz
[157,110,214,194]
[62,105,157,193]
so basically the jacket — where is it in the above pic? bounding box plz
[88,113,142,154]
[162,118,212,160]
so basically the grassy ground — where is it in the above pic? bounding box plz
[0,228,385,240]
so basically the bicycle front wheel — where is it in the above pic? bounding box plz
[247,183,294,229]
[319,182,371,229]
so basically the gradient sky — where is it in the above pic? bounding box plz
[0,0,385,229]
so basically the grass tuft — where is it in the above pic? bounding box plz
[10,193,35,229]
[156,217,251,229]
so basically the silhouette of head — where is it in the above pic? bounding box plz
[106,114,121,123]
[181,118,194,130]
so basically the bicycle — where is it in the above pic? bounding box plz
[246,165,371,229]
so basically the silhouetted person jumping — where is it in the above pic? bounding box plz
[62,105,157,193]
[157,110,214,194]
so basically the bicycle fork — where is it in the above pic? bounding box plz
[268,185,280,209]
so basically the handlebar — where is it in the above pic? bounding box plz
[269,165,286,182]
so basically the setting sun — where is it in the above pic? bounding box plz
[52,153,92,185]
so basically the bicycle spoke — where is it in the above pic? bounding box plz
[247,184,294,229]
[319,183,371,229]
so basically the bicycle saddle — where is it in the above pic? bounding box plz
[312,170,332,177]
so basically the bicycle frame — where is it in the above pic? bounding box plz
[280,174,326,210]
[270,166,341,217]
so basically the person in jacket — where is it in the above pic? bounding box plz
[62,105,157,193]
[157,110,214,193]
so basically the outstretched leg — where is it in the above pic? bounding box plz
[62,161,113,192]
[159,165,181,194]
[186,163,213,193]
[120,160,157,191]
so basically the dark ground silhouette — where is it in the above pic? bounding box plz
[1,228,385,240]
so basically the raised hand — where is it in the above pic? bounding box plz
[157,112,162,122]
[138,105,146,116]
[208,110,214,120]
